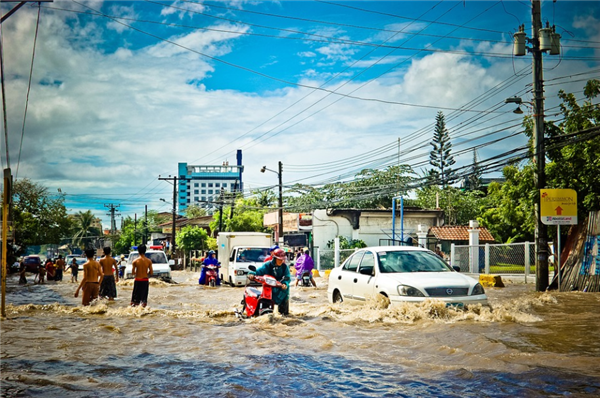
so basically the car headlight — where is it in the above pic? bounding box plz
[397,285,425,297]
[471,283,485,295]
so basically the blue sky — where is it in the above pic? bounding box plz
[1,0,599,228]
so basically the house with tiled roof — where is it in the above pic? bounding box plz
[428,225,495,255]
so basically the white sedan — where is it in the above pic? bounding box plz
[327,246,487,308]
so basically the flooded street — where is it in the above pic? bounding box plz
[2,271,600,397]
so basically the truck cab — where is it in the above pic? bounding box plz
[217,232,272,286]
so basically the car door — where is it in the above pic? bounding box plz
[353,250,376,302]
[335,251,364,302]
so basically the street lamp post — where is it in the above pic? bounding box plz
[261,162,283,244]
[161,198,176,255]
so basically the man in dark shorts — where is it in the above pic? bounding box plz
[55,255,65,282]
[66,258,79,282]
[99,247,119,300]
[131,244,153,307]
[75,249,103,306]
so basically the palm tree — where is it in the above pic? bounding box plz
[72,210,101,249]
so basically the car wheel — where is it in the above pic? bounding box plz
[229,276,233,286]
[332,289,343,304]
[375,293,391,309]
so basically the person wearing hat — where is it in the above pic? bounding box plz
[263,245,279,262]
[248,248,290,316]
[118,254,127,279]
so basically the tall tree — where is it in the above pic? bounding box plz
[72,210,101,249]
[467,149,482,191]
[429,111,456,187]
[12,179,71,255]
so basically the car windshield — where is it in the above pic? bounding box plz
[24,257,40,264]
[236,248,269,263]
[377,250,452,273]
[129,252,168,264]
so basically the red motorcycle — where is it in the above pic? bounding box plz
[235,265,285,318]
[202,263,221,287]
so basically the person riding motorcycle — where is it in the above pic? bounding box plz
[263,245,279,262]
[199,250,220,285]
[248,248,290,315]
[294,247,316,287]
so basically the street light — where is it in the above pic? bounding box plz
[261,161,283,244]
[505,96,532,115]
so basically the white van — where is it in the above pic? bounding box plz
[125,248,173,282]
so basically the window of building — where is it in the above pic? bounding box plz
[201,196,206,201]
[208,183,213,187]
[187,199,190,203]
[208,190,213,194]
[194,183,199,187]
[201,189,206,194]
[215,183,220,188]
[194,190,199,194]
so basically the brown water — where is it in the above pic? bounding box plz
[1,271,599,397]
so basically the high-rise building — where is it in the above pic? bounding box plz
[178,150,243,213]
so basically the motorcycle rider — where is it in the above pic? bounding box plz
[263,245,279,262]
[248,248,290,316]
[199,250,220,285]
[294,247,316,288]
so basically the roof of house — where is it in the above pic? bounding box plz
[429,225,495,242]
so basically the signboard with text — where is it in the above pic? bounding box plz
[540,189,577,225]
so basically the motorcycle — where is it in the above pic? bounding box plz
[300,271,312,287]
[235,265,287,318]
[202,262,221,287]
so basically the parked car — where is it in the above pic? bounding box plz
[23,255,42,273]
[327,246,487,308]
[125,248,173,282]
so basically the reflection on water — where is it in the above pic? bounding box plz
[2,271,600,397]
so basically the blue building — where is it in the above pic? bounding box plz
[178,150,243,213]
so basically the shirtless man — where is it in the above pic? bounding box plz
[99,247,119,300]
[55,255,66,282]
[74,249,103,306]
[130,244,153,307]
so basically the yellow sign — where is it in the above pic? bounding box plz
[540,189,577,225]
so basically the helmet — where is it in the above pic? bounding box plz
[272,248,286,261]
[269,245,279,252]
[208,250,215,255]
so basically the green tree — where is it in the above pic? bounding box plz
[72,210,102,249]
[184,204,208,218]
[12,179,71,255]
[467,149,482,191]
[210,196,270,233]
[543,80,600,213]
[415,186,486,226]
[429,111,456,187]
[176,225,209,252]
[478,165,536,243]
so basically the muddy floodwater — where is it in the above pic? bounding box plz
[1,270,600,397]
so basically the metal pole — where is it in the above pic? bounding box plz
[557,225,561,292]
[1,168,11,317]
[392,197,396,246]
[400,196,404,243]
[532,0,549,291]
[278,161,283,245]
[172,177,177,255]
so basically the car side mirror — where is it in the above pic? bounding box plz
[452,266,460,272]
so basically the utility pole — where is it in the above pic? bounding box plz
[159,175,188,256]
[144,204,148,245]
[134,214,138,247]
[278,161,283,244]
[228,179,239,231]
[218,188,224,233]
[104,203,120,235]
[512,0,560,291]
[531,0,549,292]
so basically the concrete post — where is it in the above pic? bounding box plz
[417,224,428,248]
[468,220,480,273]
[317,247,321,271]
[524,241,530,283]
[334,237,340,268]
[485,243,490,274]
[451,243,456,270]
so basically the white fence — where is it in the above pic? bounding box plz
[450,242,535,280]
